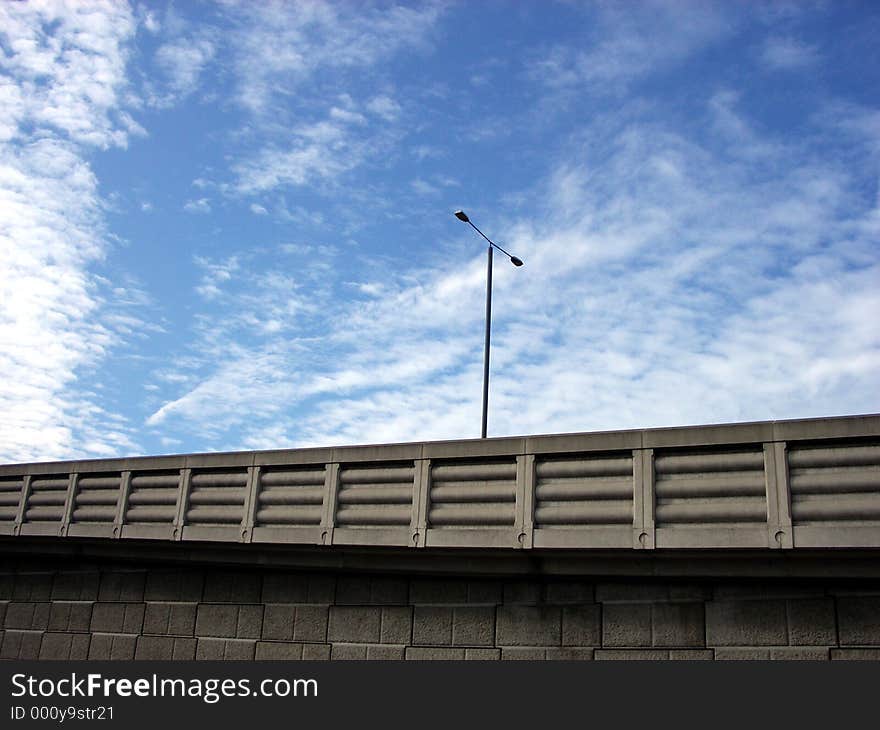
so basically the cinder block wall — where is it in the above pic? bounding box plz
[2,556,879,660]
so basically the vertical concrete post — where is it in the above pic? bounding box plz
[241,466,261,543]
[410,459,430,548]
[113,471,132,539]
[632,449,655,549]
[764,441,793,549]
[60,473,79,537]
[173,468,192,541]
[13,475,32,536]
[514,454,535,549]
[320,463,340,546]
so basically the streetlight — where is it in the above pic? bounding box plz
[454,210,524,439]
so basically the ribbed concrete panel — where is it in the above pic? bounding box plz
[251,466,326,545]
[71,473,120,525]
[789,443,880,547]
[426,460,516,548]
[532,454,633,548]
[654,449,768,548]
[21,475,68,535]
[255,467,325,527]
[333,463,414,547]
[0,414,878,551]
[0,475,24,529]
[123,470,179,540]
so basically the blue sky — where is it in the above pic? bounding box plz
[1,0,879,463]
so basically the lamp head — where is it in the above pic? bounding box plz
[454,210,470,223]
[510,256,524,267]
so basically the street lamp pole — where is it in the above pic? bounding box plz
[454,210,523,439]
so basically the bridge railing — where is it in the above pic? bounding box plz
[1,415,879,551]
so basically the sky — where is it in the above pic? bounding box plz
[1,0,879,464]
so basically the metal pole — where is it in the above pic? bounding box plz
[482,244,493,439]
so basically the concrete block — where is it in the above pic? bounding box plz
[715,648,770,660]
[171,637,197,660]
[769,647,829,660]
[237,605,263,639]
[837,597,880,645]
[413,606,452,645]
[196,638,256,660]
[501,647,546,660]
[196,638,225,660]
[603,604,651,647]
[145,570,204,601]
[87,633,136,660]
[452,607,495,646]
[135,636,195,660]
[196,604,238,638]
[652,603,705,647]
[465,648,501,660]
[597,582,709,604]
[261,573,313,603]
[405,647,466,660]
[409,579,468,604]
[546,581,594,604]
[331,643,367,660]
[336,576,371,604]
[595,649,670,660]
[562,605,601,646]
[255,641,304,660]
[90,603,145,634]
[5,602,49,630]
[546,648,594,660]
[293,605,328,642]
[38,632,90,660]
[302,643,332,660]
[831,649,880,660]
[203,571,261,603]
[13,573,52,600]
[262,605,295,640]
[713,583,826,601]
[786,599,836,645]
[308,575,336,603]
[99,572,145,601]
[706,600,787,646]
[1,630,42,659]
[503,580,542,605]
[52,572,99,601]
[143,603,197,636]
[336,576,408,605]
[380,607,412,644]
[669,650,713,660]
[467,580,503,605]
[327,606,381,643]
[496,606,561,647]
[48,602,92,632]
[367,644,405,660]
[371,577,409,605]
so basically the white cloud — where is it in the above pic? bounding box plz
[183,197,211,213]
[194,255,239,301]
[152,35,215,104]
[249,203,268,215]
[0,1,137,149]
[234,111,368,193]
[0,0,143,462]
[367,95,401,121]
[761,36,820,70]
[146,97,880,448]
[225,1,441,114]
[528,0,734,92]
